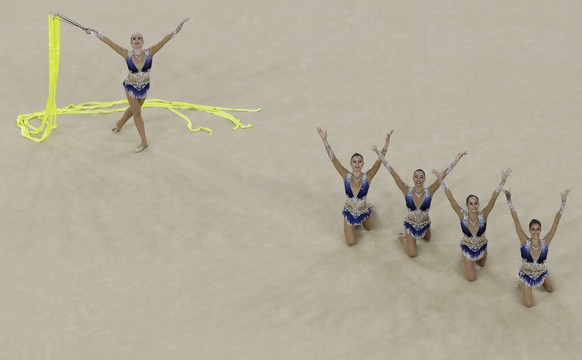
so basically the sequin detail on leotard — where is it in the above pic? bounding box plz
[518,238,549,288]
[460,210,488,261]
[123,49,152,99]
[403,187,431,239]
[342,173,372,226]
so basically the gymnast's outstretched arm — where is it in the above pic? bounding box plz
[371,144,407,195]
[481,168,512,218]
[428,151,468,196]
[504,189,527,246]
[367,129,394,181]
[149,18,190,56]
[83,27,128,58]
[545,189,571,245]
[317,127,348,179]
[438,178,463,219]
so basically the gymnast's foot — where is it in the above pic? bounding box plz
[398,232,406,244]
[134,143,148,153]
[111,121,122,133]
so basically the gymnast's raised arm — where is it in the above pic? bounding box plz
[371,144,407,195]
[438,179,464,218]
[481,168,512,218]
[149,18,189,57]
[317,127,348,179]
[504,189,527,245]
[83,27,128,58]
[366,129,394,181]
[544,189,571,245]
[428,151,468,196]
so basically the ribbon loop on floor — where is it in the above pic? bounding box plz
[16,14,260,143]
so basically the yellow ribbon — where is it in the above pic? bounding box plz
[16,14,260,143]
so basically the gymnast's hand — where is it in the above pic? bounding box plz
[561,189,571,203]
[501,168,512,183]
[503,189,512,201]
[317,127,327,141]
[431,169,443,180]
[453,150,469,164]
[176,18,190,32]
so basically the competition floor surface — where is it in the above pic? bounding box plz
[1,1,581,359]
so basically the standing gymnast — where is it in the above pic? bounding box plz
[372,146,467,258]
[83,18,189,152]
[436,168,512,281]
[504,188,571,308]
[317,127,393,246]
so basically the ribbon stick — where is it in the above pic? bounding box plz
[50,12,85,30]
[16,14,260,143]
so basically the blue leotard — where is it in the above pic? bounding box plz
[518,238,549,288]
[342,172,372,226]
[403,187,431,239]
[459,210,488,261]
[123,49,153,99]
